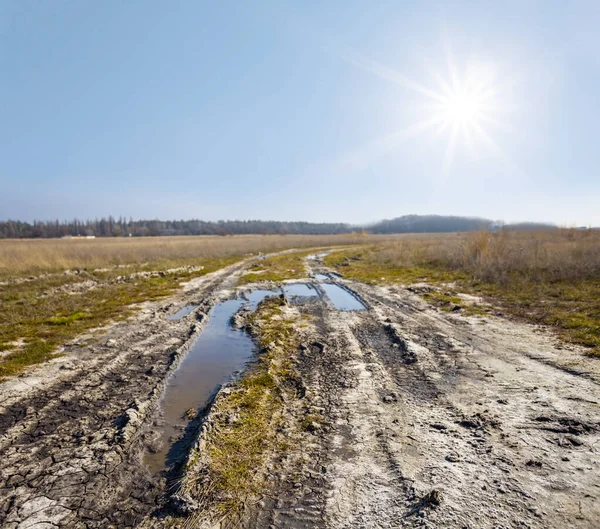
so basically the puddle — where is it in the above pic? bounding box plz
[314,273,330,281]
[244,289,278,305]
[321,283,367,311]
[145,291,276,473]
[168,305,198,320]
[283,283,319,301]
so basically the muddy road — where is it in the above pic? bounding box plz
[1,252,599,528]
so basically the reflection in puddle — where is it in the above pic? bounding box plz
[145,291,276,473]
[283,283,319,301]
[314,273,330,281]
[245,289,278,305]
[168,305,198,320]
[321,283,367,311]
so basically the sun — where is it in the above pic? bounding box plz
[338,41,515,176]
[443,90,484,124]
[419,58,508,172]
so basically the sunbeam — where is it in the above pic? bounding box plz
[339,38,521,175]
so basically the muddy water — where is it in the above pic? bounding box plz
[145,291,276,473]
[321,283,366,311]
[167,304,198,320]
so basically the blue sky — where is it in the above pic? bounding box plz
[1,1,599,225]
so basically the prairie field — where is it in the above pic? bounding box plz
[2,229,598,380]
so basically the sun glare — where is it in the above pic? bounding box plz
[341,41,516,175]
[444,90,483,124]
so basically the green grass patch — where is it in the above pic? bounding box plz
[422,291,463,311]
[0,340,62,379]
[324,247,468,285]
[46,311,88,325]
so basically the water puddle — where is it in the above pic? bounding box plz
[145,278,365,472]
[145,291,276,473]
[168,305,198,320]
[283,283,319,302]
[321,283,367,311]
[244,289,278,305]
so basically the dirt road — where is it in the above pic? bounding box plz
[1,252,599,528]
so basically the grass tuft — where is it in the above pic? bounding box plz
[47,312,88,325]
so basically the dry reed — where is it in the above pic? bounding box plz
[365,230,600,284]
[0,234,376,278]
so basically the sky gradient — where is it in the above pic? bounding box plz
[1,1,599,226]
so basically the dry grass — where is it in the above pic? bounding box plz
[0,234,373,279]
[325,230,600,354]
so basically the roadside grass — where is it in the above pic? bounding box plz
[325,231,600,355]
[324,247,469,285]
[0,256,241,379]
[477,278,600,351]
[185,297,301,523]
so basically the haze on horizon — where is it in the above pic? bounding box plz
[1,1,599,227]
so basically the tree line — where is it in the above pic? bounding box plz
[0,217,353,238]
[0,215,558,239]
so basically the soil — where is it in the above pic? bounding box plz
[1,252,599,528]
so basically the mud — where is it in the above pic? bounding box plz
[0,258,251,528]
[1,252,599,528]
[239,262,600,529]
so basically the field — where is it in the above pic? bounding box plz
[0,233,371,278]
[325,229,600,354]
[1,231,599,529]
